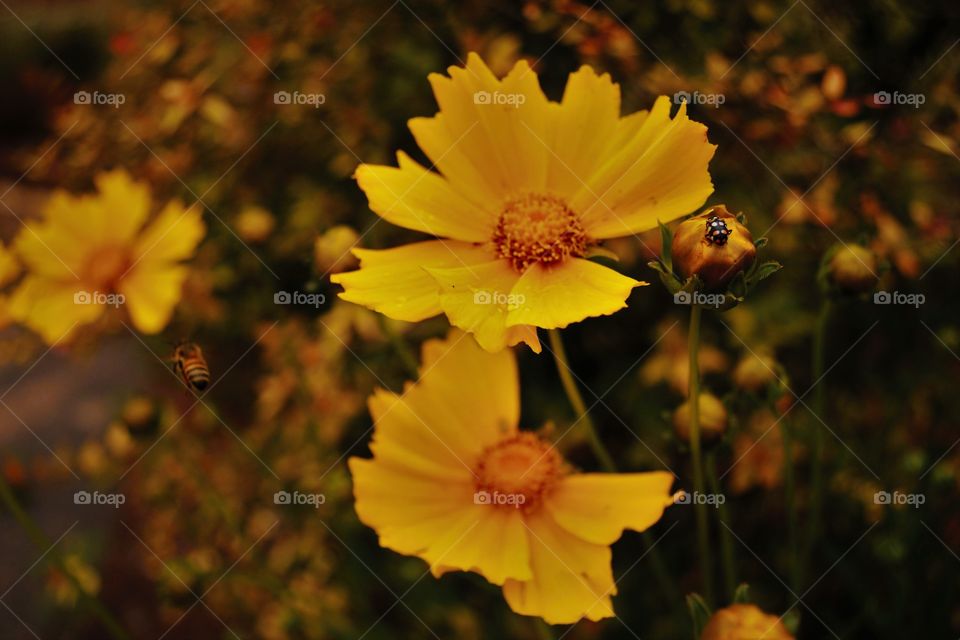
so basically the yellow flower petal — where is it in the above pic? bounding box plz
[505,259,645,330]
[429,504,532,584]
[331,240,494,322]
[410,52,551,200]
[503,509,616,624]
[14,194,98,279]
[355,152,494,242]
[546,66,622,197]
[546,472,675,545]
[7,276,104,343]
[132,199,205,265]
[426,259,541,353]
[93,170,152,243]
[119,265,188,334]
[0,242,20,287]
[574,97,716,238]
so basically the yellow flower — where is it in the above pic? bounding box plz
[701,603,794,640]
[333,53,715,352]
[349,330,675,624]
[8,170,204,343]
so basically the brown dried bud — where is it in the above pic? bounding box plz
[673,392,728,446]
[671,205,757,291]
[828,244,878,293]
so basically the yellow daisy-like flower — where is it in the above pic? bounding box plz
[332,53,716,352]
[701,603,794,640]
[8,170,204,343]
[349,330,675,624]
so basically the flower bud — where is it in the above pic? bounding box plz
[732,353,778,392]
[702,604,794,640]
[314,225,360,275]
[673,392,728,445]
[235,205,276,244]
[671,205,757,291]
[828,244,877,293]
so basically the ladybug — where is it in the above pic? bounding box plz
[704,215,733,246]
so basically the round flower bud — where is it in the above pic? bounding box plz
[828,244,877,293]
[314,225,359,275]
[673,392,728,445]
[235,205,276,244]
[701,604,794,640]
[121,395,159,437]
[732,353,778,392]
[671,205,757,291]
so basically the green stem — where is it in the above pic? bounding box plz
[779,409,799,593]
[534,619,555,640]
[0,475,130,640]
[686,303,714,606]
[804,299,831,587]
[707,452,736,601]
[547,329,615,473]
[547,329,683,620]
[379,315,420,378]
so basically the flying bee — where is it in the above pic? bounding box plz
[172,342,211,392]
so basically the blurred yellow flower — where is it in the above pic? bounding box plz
[8,170,204,343]
[349,330,675,624]
[333,53,715,352]
[701,603,794,640]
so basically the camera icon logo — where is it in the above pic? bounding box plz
[873,91,891,105]
[274,490,292,505]
[673,291,692,305]
[473,490,491,505]
[274,291,292,304]
[74,490,92,505]
[273,91,292,105]
[74,91,91,105]
[873,291,891,305]
[473,91,492,105]
[674,491,691,504]
[673,90,692,104]
[473,290,492,305]
[874,491,891,504]
[74,290,92,304]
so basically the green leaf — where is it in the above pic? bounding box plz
[748,261,783,286]
[686,593,713,639]
[658,220,673,272]
[733,583,751,603]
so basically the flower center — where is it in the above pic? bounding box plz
[474,432,565,511]
[83,245,132,292]
[492,193,588,272]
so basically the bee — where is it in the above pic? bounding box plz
[704,214,733,246]
[172,342,211,392]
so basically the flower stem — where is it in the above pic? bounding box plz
[779,410,800,593]
[547,328,683,620]
[534,619,555,640]
[804,298,831,588]
[547,329,615,473]
[706,452,736,601]
[686,303,714,606]
[379,315,420,378]
[0,475,130,640]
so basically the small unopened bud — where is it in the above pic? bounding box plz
[235,205,275,244]
[122,395,159,437]
[314,225,360,274]
[671,205,757,291]
[673,393,728,445]
[828,244,877,293]
[733,353,778,392]
[702,604,795,640]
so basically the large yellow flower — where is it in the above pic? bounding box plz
[8,170,204,343]
[333,53,716,352]
[349,330,675,624]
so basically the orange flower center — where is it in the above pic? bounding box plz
[474,432,565,511]
[83,245,132,292]
[492,193,588,272]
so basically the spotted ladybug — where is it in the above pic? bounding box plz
[704,215,733,246]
